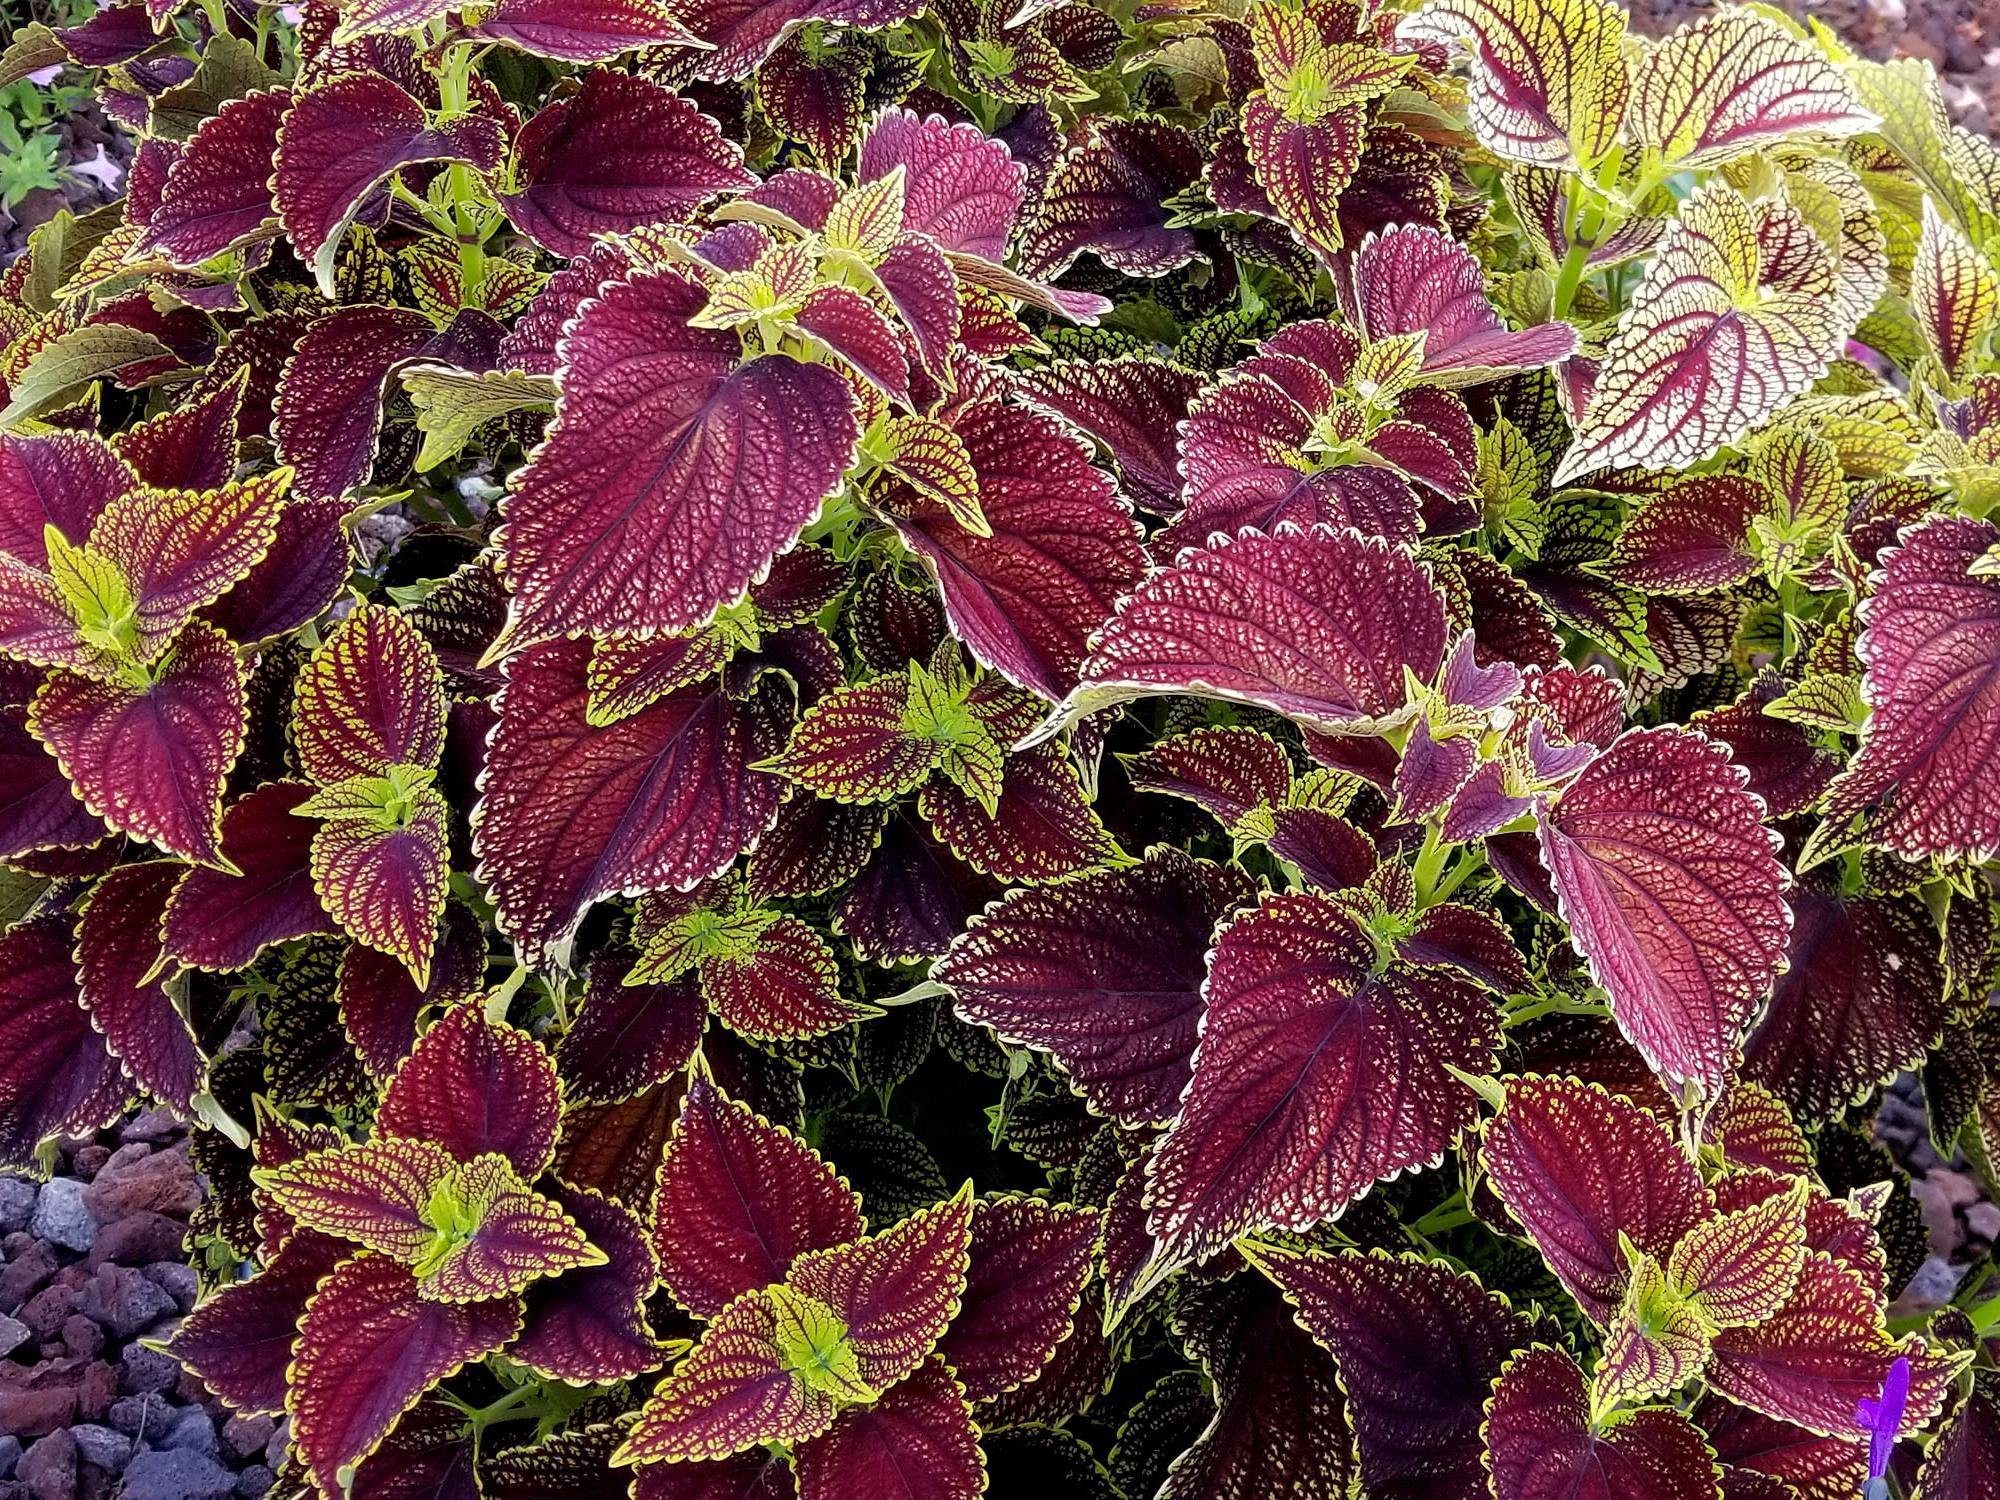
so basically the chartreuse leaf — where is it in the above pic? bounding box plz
[1402,0,1628,171]
[1669,1175,1809,1327]
[408,1152,605,1302]
[1249,4,1412,123]
[253,1135,457,1261]
[766,1282,878,1403]
[1913,196,1999,380]
[1592,1249,1711,1411]
[823,167,907,267]
[400,364,558,473]
[0,324,172,430]
[42,525,138,663]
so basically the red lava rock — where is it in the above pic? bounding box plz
[80,1150,199,1225]
[58,1315,103,1362]
[73,1362,115,1424]
[73,1266,175,1341]
[0,1243,59,1306]
[18,1281,80,1343]
[84,1213,188,1271]
[0,1359,83,1438]
[68,1147,109,1182]
[218,1416,274,1464]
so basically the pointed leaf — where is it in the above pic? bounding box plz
[703,912,867,1041]
[1536,726,1791,1100]
[337,899,486,1078]
[1014,356,1201,514]
[137,89,289,266]
[76,861,202,1110]
[1610,476,1765,593]
[499,73,753,257]
[917,741,1119,884]
[295,603,448,783]
[470,0,705,59]
[1671,1179,1809,1328]
[273,305,439,503]
[309,792,451,983]
[937,1197,1098,1402]
[1022,119,1203,278]
[164,1230,346,1416]
[497,269,857,648]
[0,916,127,1168]
[258,1136,456,1260]
[555,949,704,1105]
[1354,224,1576,386]
[794,1357,985,1500]
[1487,1344,1722,1500]
[1148,891,1500,1260]
[378,1002,562,1177]
[859,110,1024,259]
[30,617,244,865]
[654,1075,864,1318]
[414,1153,604,1302]
[514,1179,665,1383]
[164,781,334,971]
[941,848,1253,1125]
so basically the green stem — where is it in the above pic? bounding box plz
[1411,819,1450,907]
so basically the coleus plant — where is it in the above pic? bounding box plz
[3,0,2000,1495]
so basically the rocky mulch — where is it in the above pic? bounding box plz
[1878,1072,2000,1323]
[0,1113,280,1500]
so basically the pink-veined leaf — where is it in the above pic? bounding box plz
[1553,185,1848,484]
[1740,886,1948,1122]
[916,741,1120,885]
[793,286,910,400]
[936,1196,1098,1402]
[858,108,1024,260]
[29,617,245,866]
[289,1254,522,1496]
[75,861,202,1111]
[1535,726,1791,1101]
[1241,96,1366,268]
[471,0,706,59]
[1352,224,1576,386]
[473,639,789,962]
[1014,356,1202,514]
[1146,891,1500,1261]
[1254,1248,1534,1500]
[1486,1344,1722,1500]
[163,781,333,971]
[377,1002,563,1178]
[0,916,128,1168]
[1021,119,1203,279]
[137,89,290,266]
[496,269,857,649]
[295,604,447,782]
[1628,8,1876,171]
[1480,1075,1711,1325]
[676,0,927,82]
[275,71,508,293]
[498,72,753,257]
[872,234,961,376]
[1122,725,1294,826]
[514,1179,667,1383]
[201,496,353,647]
[653,1074,864,1318]
[1817,516,2000,860]
[939,848,1255,1126]
[1707,1252,1956,1439]
[881,399,1146,703]
[273,305,440,503]
[163,1230,347,1417]
[1061,523,1450,735]
[337,898,486,1078]
[793,1357,985,1500]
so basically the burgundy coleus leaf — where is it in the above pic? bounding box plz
[554,949,705,1106]
[676,0,927,82]
[783,1185,974,1392]
[202,497,354,648]
[792,1357,985,1500]
[1022,119,1204,279]
[499,72,753,256]
[793,287,910,401]
[0,432,139,566]
[1352,224,1576,387]
[653,1074,864,1318]
[935,1197,1098,1402]
[1702,1083,1812,1179]
[1147,890,1501,1261]
[0,916,129,1168]
[378,1002,563,1178]
[1692,673,1840,820]
[1154,1270,1354,1499]
[1670,1178,1810,1329]
[1697,1395,1865,1500]
[880,399,1146,702]
[496,268,858,649]
[1122,725,1294,826]
[1610,476,1765,593]
[1241,95,1366,267]
[765,671,941,804]
[1395,902,1531,995]
[76,862,202,1111]
[1711,1172,1890,1301]
[587,633,732,727]
[113,374,246,494]
[1480,1075,1711,1325]
[939,848,1255,1127]
[0,681,104,861]
[289,1255,522,1498]
[474,639,789,962]
[1255,1248,1534,1500]
[1065,523,1450,735]
[1818,516,2000,861]
[163,1229,347,1417]
[163,781,333,971]
[30,617,245,866]
[628,1451,797,1500]
[917,742,1120,884]
[275,71,508,293]
[1536,726,1792,1102]
[337,899,486,1079]
[698,911,868,1041]
[858,108,1024,261]
[1014,356,1202,515]
[469,0,706,59]
[759,34,871,166]
[836,806,989,967]
[1486,1345,1722,1500]
[872,235,963,376]
[1707,1252,1955,1439]
[306,787,452,985]
[1915,1374,2000,1500]
[1391,716,1479,824]
[273,306,440,504]
[514,1180,665,1382]
[616,1286,846,1464]
[137,88,291,267]
[294,605,447,783]
[257,1136,451,1262]
[1740,885,1948,1122]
